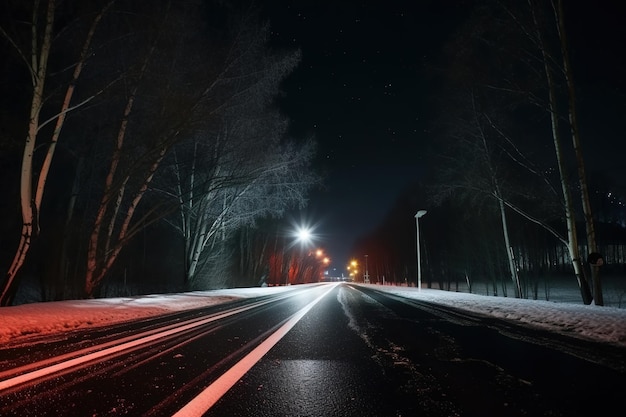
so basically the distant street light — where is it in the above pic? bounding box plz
[347,259,358,282]
[415,210,427,291]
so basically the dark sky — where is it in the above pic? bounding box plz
[261,0,626,271]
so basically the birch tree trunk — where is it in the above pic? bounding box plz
[530,0,592,304]
[0,1,55,306]
[554,0,602,305]
[471,95,523,298]
[498,196,522,297]
[1,0,114,305]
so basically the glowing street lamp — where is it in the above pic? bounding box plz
[347,259,358,281]
[296,227,312,245]
[415,210,427,290]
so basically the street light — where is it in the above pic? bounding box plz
[415,210,427,291]
[295,227,312,245]
[364,254,369,283]
[347,259,358,282]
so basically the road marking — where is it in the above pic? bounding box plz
[172,283,338,417]
[0,296,289,392]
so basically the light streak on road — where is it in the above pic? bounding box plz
[0,292,298,392]
[172,283,339,416]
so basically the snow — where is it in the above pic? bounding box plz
[0,284,625,349]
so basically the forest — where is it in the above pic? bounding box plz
[1,0,624,307]
[349,0,626,306]
[0,0,321,305]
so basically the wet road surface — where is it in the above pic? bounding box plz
[1,283,624,416]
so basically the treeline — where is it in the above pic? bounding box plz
[0,0,320,305]
[351,0,626,305]
[353,182,625,297]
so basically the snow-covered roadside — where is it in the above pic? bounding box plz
[0,287,297,345]
[376,286,626,348]
[1,284,625,348]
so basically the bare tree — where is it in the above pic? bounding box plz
[432,0,597,304]
[0,0,115,305]
[432,90,525,297]
[553,0,601,305]
[472,95,524,297]
[168,128,317,288]
[81,3,312,296]
[526,0,592,304]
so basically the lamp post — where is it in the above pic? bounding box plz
[415,210,427,291]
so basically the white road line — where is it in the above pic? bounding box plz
[0,297,283,392]
[172,283,339,417]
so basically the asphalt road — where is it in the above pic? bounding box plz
[0,283,624,416]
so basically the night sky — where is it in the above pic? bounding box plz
[262,0,626,270]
